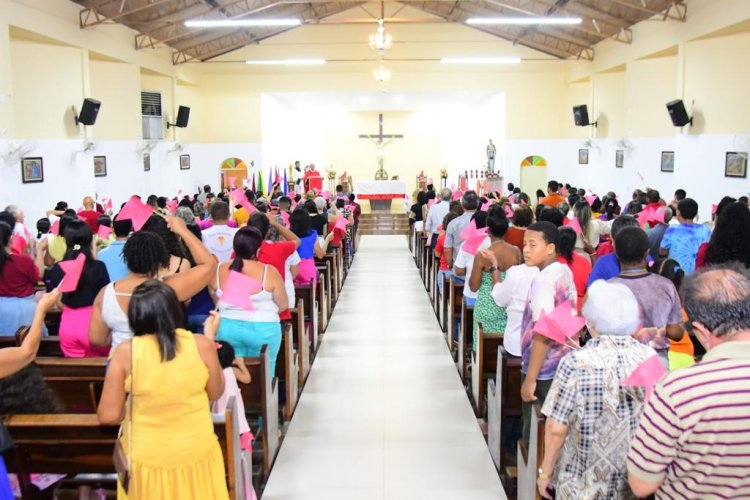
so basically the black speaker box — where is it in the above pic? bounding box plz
[573,105,590,127]
[666,99,691,127]
[176,106,190,128]
[77,98,101,126]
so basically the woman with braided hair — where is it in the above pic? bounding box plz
[88,215,216,352]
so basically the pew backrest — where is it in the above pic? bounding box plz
[36,357,108,412]
[517,403,545,500]
[4,397,242,499]
[276,324,299,421]
[238,345,280,475]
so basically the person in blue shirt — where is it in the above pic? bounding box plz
[660,198,712,275]
[587,215,641,286]
[97,217,131,282]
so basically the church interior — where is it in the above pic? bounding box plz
[1,0,750,498]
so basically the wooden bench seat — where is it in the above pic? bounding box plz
[458,298,474,383]
[35,357,108,412]
[294,280,319,356]
[4,397,243,499]
[275,324,298,422]
[0,335,64,357]
[487,349,522,486]
[289,299,311,390]
[447,278,464,353]
[471,323,502,417]
[517,403,546,500]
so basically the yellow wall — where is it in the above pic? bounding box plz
[624,56,678,137]
[89,59,141,140]
[10,37,83,139]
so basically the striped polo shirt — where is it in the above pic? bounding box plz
[627,340,750,499]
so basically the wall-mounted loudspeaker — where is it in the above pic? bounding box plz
[665,99,692,127]
[573,104,597,127]
[168,106,191,129]
[75,98,101,126]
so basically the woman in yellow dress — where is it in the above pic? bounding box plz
[98,280,228,499]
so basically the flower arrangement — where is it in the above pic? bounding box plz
[440,168,448,179]
[325,166,337,180]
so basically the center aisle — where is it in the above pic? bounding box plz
[263,235,506,500]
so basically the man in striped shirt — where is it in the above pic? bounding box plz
[627,263,750,499]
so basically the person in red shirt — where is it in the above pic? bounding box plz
[249,212,301,322]
[557,226,592,314]
[77,196,101,234]
[435,212,460,298]
[0,221,46,335]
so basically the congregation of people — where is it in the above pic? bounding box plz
[0,182,357,498]
[420,179,750,499]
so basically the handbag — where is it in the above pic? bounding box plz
[113,340,134,493]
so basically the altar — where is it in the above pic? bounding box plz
[354,180,408,212]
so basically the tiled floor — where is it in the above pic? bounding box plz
[262,235,506,499]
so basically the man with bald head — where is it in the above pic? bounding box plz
[77,196,101,233]
[628,264,750,498]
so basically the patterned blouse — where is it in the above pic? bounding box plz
[542,336,656,500]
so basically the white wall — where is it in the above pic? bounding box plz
[504,133,750,222]
[0,138,261,223]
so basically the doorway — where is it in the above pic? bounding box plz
[520,155,548,199]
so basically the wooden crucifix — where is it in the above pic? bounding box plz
[358,113,403,180]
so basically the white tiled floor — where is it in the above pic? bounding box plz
[262,235,506,499]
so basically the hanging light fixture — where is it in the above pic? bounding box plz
[373,59,391,83]
[368,19,392,54]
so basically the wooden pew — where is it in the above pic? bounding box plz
[238,345,280,477]
[488,350,523,484]
[317,254,337,307]
[517,403,545,500]
[294,279,319,356]
[275,324,299,422]
[35,357,108,412]
[447,277,464,353]
[439,272,451,334]
[471,323,502,418]
[315,258,333,323]
[457,298,474,383]
[423,243,434,292]
[289,300,311,390]
[0,334,64,357]
[4,397,243,499]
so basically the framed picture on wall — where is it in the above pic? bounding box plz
[660,151,674,172]
[615,150,624,168]
[94,156,107,177]
[143,153,151,172]
[179,154,191,170]
[578,148,589,165]
[725,152,747,178]
[21,157,44,183]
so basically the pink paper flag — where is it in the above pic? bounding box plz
[221,271,262,311]
[460,220,478,241]
[428,199,436,207]
[585,195,597,206]
[504,205,514,218]
[334,216,348,232]
[166,199,178,215]
[565,217,583,235]
[452,190,463,201]
[462,227,488,256]
[520,198,527,206]
[280,211,290,227]
[115,196,154,232]
[711,203,718,215]
[481,201,492,211]
[239,199,256,215]
[637,206,660,228]
[229,176,236,189]
[621,355,667,403]
[532,300,585,344]
[58,253,86,293]
[322,191,331,201]
[97,225,112,239]
[51,219,60,236]
[230,188,247,204]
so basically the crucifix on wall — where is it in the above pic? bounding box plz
[358,113,403,180]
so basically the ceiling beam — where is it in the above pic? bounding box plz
[79,0,175,28]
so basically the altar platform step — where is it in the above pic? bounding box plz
[358,213,410,235]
